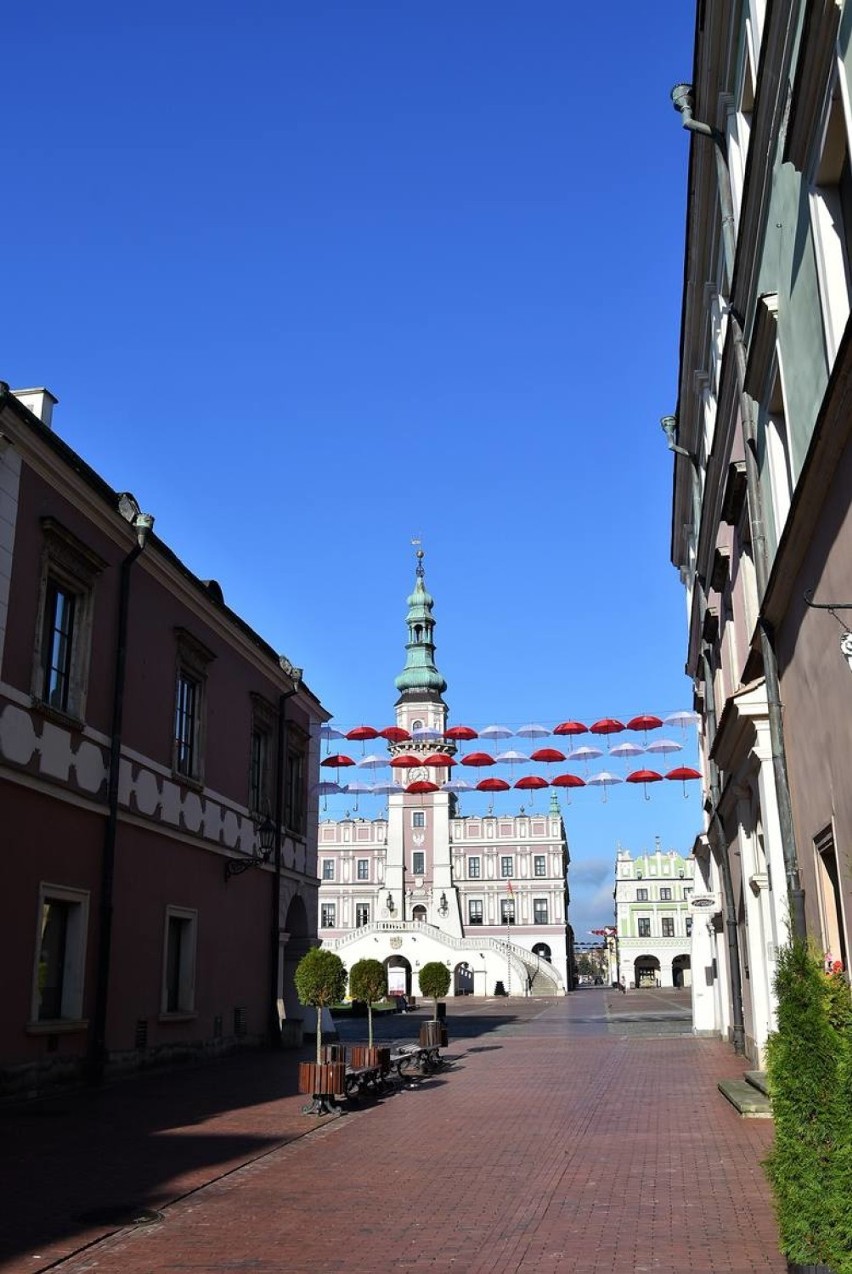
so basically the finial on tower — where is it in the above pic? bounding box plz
[411,535,425,577]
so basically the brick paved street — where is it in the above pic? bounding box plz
[1,989,783,1274]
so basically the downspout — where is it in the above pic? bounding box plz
[701,643,746,1054]
[89,503,154,1083]
[269,668,302,1047]
[671,85,807,943]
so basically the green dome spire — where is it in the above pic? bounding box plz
[394,548,447,698]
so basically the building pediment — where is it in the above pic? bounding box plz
[710,678,768,772]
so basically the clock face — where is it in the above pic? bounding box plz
[410,767,428,783]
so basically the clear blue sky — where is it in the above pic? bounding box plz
[5,1,699,939]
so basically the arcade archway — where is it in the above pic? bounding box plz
[634,955,661,988]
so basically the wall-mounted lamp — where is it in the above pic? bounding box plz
[660,415,699,467]
[438,891,448,915]
[386,892,394,912]
[225,815,276,881]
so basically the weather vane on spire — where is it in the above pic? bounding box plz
[411,534,424,576]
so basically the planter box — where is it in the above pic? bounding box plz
[320,1043,347,1064]
[298,1061,345,1097]
[419,1021,447,1048]
[350,1045,391,1073]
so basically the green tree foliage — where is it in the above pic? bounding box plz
[418,961,451,1020]
[765,938,852,1272]
[348,958,387,1047]
[294,947,348,1064]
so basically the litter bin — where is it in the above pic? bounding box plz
[436,1002,447,1022]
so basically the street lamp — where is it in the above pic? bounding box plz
[224,815,276,881]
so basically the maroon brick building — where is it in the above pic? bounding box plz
[0,385,328,1097]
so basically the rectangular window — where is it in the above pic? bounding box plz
[500,856,514,878]
[33,885,89,1023]
[636,888,648,901]
[321,903,336,928]
[285,737,307,835]
[814,827,848,971]
[468,856,481,879]
[322,859,334,880]
[501,899,516,925]
[161,907,197,1015]
[685,917,693,937]
[356,859,369,881]
[42,581,76,711]
[637,918,651,938]
[412,851,425,876]
[534,855,546,877]
[660,888,672,901]
[175,672,199,777]
[412,810,425,828]
[533,899,548,924]
[249,727,269,813]
[662,917,675,937]
[468,900,483,925]
[355,903,370,927]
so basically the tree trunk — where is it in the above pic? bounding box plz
[367,1002,373,1048]
[315,1005,322,1065]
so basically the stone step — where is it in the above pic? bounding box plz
[744,1069,768,1096]
[718,1077,773,1118]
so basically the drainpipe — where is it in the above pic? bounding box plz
[671,84,807,943]
[701,644,746,1054]
[269,663,303,1047]
[89,500,154,1083]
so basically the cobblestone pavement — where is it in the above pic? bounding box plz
[1,989,783,1274]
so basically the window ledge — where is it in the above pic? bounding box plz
[30,699,85,732]
[171,770,204,793]
[26,1018,89,1036]
[157,1011,198,1024]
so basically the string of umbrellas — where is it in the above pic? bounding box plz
[314,715,702,805]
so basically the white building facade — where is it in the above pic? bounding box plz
[319,551,571,997]
[614,844,694,989]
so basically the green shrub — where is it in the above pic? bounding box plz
[294,948,348,1064]
[765,938,852,1272]
[418,962,451,1019]
[348,959,388,1047]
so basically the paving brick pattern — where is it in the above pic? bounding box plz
[1,990,783,1273]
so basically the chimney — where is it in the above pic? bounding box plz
[11,387,58,429]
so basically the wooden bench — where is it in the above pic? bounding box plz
[344,1063,384,1099]
[389,1043,443,1077]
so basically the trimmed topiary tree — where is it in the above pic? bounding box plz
[418,961,451,1020]
[294,947,348,1065]
[764,936,852,1274]
[348,958,388,1048]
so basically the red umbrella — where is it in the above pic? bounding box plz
[551,773,585,789]
[665,765,702,798]
[514,775,548,790]
[379,726,410,742]
[445,724,478,742]
[423,753,456,768]
[530,747,566,764]
[406,780,440,794]
[460,751,496,767]
[476,777,510,792]
[320,754,355,768]
[590,718,626,735]
[626,768,663,801]
[554,721,588,736]
[626,715,663,733]
[389,753,421,769]
[346,725,378,742]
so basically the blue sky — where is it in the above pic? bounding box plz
[5,1,699,938]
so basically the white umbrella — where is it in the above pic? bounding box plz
[587,770,623,803]
[495,749,531,771]
[646,739,684,756]
[369,781,399,796]
[516,723,550,739]
[664,710,701,729]
[609,742,645,760]
[566,745,603,764]
[356,753,389,769]
[442,779,474,792]
[311,779,343,811]
[479,725,514,740]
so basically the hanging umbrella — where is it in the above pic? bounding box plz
[412,725,441,741]
[554,721,588,737]
[311,779,343,811]
[460,751,496,767]
[495,749,531,771]
[626,714,663,734]
[530,747,566,764]
[590,718,626,736]
[476,777,511,792]
[356,753,389,770]
[566,745,603,764]
[344,779,374,811]
[442,779,474,793]
[479,725,514,741]
[320,724,344,742]
[320,754,355,768]
[346,725,378,743]
[586,770,623,803]
[665,765,702,798]
[551,773,586,789]
[609,742,645,760]
[445,724,478,742]
[389,753,421,769]
[514,775,548,790]
[645,738,684,756]
[379,726,410,742]
[406,780,440,794]
[370,781,399,796]
[423,752,456,768]
[516,723,550,739]
[626,768,663,801]
[664,710,701,730]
